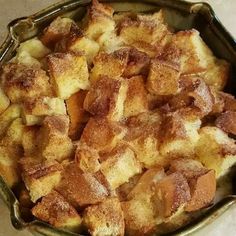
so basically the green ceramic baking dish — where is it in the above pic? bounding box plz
[0,0,236,235]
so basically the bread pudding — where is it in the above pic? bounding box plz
[0,0,235,235]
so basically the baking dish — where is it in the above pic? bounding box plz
[0,0,236,235]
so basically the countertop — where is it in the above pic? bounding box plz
[0,0,236,235]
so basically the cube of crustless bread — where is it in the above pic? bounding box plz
[22,96,66,126]
[0,145,22,187]
[20,157,63,202]
[159,112,201,159]
[41,17,74,48]
[152,172,191,218]
[90,49,129,82]
[100,144,142,190]
[124,111,163,168]
[38,115,74,161]
[84,0,115,40]
[47,52,89,99]
[84,76,128,121]
[56,163,108,208]
[147,58,180,96]
[169,159,216,212]
[80,117,127,153]
[0,104,21,138]
[1,63,52,103]
[0,87,10,115]
[83,198,125,236]
[32,190,82,232]
[124,76,148,118]
[196,126,236,178]
[66,91,89,140]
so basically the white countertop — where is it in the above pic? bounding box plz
[0,0,236,236]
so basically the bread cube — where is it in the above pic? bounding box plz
[0,87,10,115]
[41,17,73,47]
[20,157,63,202]
[56,163,108,208]
[22,126,40,156]
[84,0,115,40]
[47,52,89,99]
[169,159,216,212]
[80,117,127,153]
[38,115,74,161]
[66,91,89,140]
[216,111,236,135]
[22,96,66,126]
[196,126,236,178]
[32,190,82,232]
[172,29,214,74]
[83,198,125,236]
[152,172,191,218]
[75,143,101,173]
[100,144,142,190]
[147,59,180,96]
[84,77,128,121]
[0,104,21,138]
[17,38,50,59]
[124,76,148,118]
[12,51,42,68]
[90,49,129,82]
[160,112,201,159]
[123,47,150,78]
[1,63,52,103]
[201,58,230,90]
[124,112,163,168]
[0,145,21,187]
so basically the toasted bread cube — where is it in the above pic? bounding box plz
[0,87,10,115]
[41,17,73,47]
[124,76,148,118]
[172,29,214,74]
[84,0,115,40]
[90,49,129,82]
[123,47,150,78]
[196,126,236,178]
[56,163,108,208]
[22,97,66,126]
[47,52,89,99]
[124,112,163,168]
[32,191,82,232]
[84,76,128,121]
[75,143,101,173]
[17,38,50,59]
[152,172,191,218]
[0,104,21,138]
[119,11,169,46]
[216,111,236,135]
[100,144,141,190]
[66,91,89,140]
[160,113,201,159]
[62,24,100,64]
[22,126,40,156]
[1,118,24,146]
[0,146,21,187]
[147,59,180,96]
[1,63,52,103]
[127,167,166,200]
[202,58,230,90]
[83,198,125,236]
[20,158,63,202]
[80,117,127,153]
[122,196,156,235]
[169,159,216,212]
[38,115,74,161]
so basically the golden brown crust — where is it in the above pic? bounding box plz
[215,111,236,135]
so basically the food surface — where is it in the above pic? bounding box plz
[0,0,235,235]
